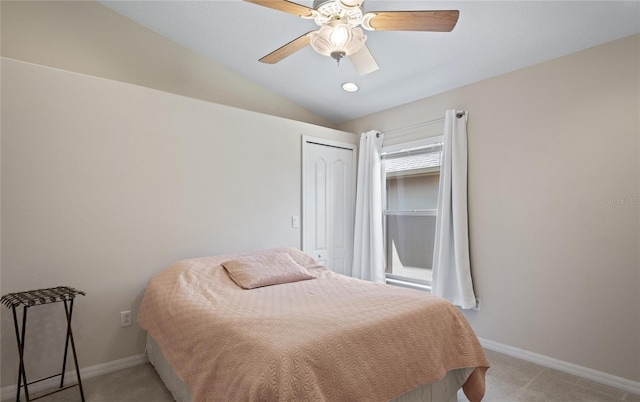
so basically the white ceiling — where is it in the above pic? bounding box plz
[99,1,639,124]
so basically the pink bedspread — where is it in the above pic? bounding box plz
[138,247,489,401]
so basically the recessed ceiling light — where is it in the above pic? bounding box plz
[341,82,359,93]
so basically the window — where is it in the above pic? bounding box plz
[381,136,443,287]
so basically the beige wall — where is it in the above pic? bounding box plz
[0,58,355,387]
[0,0,334,128]
[340,35,640,382]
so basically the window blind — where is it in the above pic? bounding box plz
[382,143,443,173]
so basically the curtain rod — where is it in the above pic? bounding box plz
[377,111,466,138]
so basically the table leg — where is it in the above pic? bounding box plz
[64,299,85,402]
[12,305,30,402]
[60,301,70,388]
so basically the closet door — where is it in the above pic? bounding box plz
[302,137,356,275]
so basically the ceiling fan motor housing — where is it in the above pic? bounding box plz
[311,0,364,27]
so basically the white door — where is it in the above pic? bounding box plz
[302,136,356,275]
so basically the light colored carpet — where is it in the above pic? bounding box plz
[26,349,640,402]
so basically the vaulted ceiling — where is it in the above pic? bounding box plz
[100,1,640,124]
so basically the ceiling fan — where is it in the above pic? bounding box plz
[245,0,460,75]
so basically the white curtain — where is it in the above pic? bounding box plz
[431,110,477,309]
[352,130,385,282]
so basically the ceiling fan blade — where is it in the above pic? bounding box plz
[366,10,459,32]
[348,45,379,76]
[245,0,314,17]
[259,32,313,64]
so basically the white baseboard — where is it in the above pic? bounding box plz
[1,354,148,401]
[479,337,640,395]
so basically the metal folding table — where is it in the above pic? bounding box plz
[1,286,86,402]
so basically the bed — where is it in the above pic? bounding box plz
[138,247,489,402]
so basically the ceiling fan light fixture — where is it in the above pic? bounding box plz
[310,22,366,61]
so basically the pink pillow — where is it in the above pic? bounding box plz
[221,252,315,289]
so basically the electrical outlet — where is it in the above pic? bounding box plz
[120,310,132,327]
[472,298,482,311]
